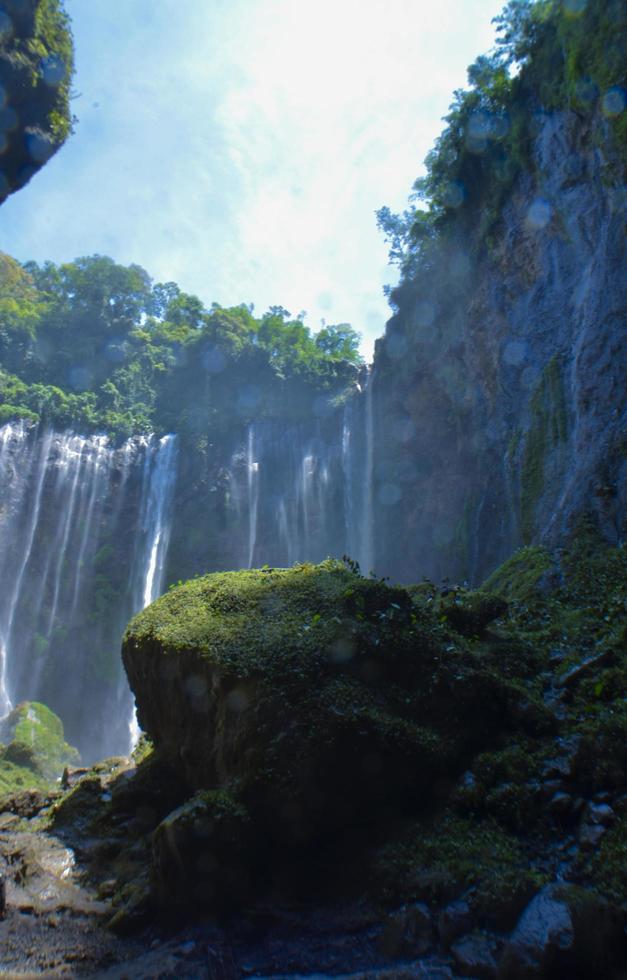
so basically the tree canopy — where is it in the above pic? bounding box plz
[0,253,363,439]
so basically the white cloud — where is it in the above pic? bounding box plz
[0,0,504,360]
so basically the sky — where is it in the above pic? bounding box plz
[0,0,505,360]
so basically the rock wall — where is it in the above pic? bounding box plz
[372,109,627,585]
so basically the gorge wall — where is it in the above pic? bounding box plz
[1,102,625,761]
[372,107,627,585]
[0,0,625,763]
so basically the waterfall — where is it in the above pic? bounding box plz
[0,423,178,762]
[361,370,375,576]
[0,399,381,757]
[246,426,259,568]
[225,419,348,570]
[128,434,178,747]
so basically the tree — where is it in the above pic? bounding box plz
[314,323,363,363]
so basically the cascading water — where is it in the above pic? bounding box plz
[225,412,368,571]
[246,426,259,569]
[0,387,379,759]
[127,434,178,746]
[0,423,178,761]
[361,369,376,575]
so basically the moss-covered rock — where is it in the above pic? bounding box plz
[123,561,534,846]
[151,790,253,911]
[0,700,79,780]
[0,0,74,203]
[439,589,508,637]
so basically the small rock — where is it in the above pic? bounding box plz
[556,648,615,689]
[539,779,563,800]
[548,792,574,819]
[585,802,615,826]
[451,932,499,979]
[542,758,572,780]
[460,771,476,790]
[578,823,606,848]
[0,813,20,831]
[380,901,434,957]
[439,896,474,949]
[405,868,459,904]
[61,766,90,790]
[592,790,611,803]
[97,878,117,899]
[499,883,623,979]
[498,885,574,979]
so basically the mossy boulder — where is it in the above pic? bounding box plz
[0,700,80,780]
[439,589,508,637]
[123,561,538,846]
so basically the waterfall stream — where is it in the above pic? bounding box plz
[0,389,376,761]
[127,434,178,746]
[0,423,178,761]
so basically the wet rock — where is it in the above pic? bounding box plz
[0,788,54,818]
[151,790,253,911]
[107,875,153,936]
[556,649,615,690]
[451,932,499,979]
[61,765,91,789]
[584,801,615,826]
[406,868,460,906]
[498,885,574,978]
[498,883,622,979]
[547,792,575,821]
[578,822,606,849]
[380,901,434,957]
[538,779,563,800]
[51,775,106,832]
[438,895,474,949]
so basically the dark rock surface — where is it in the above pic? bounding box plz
[498,883,623,980]
[372,107,627,585]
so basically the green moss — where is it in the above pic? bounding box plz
[151,789,253,910]
[0,701,80,780]
[0,758,48,799]
[370,810,546,914]
[483,546,553,602]
[520,357,569,543]
[585,812,627,904]
[439,589,508,637]
[126,561,412,682]
[124,561,550,848]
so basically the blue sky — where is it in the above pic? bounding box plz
[0,0,505,359]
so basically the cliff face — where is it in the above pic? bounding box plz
[0,0,73,203]
[373,108,627,585]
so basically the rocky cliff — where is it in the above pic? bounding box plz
[373,104,626,585]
